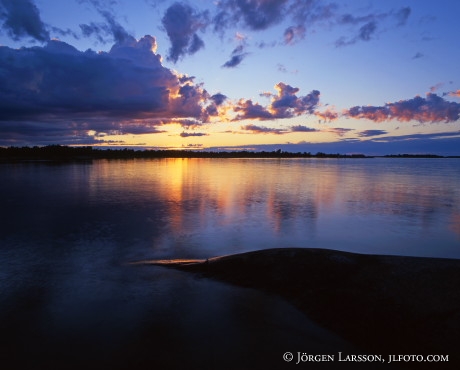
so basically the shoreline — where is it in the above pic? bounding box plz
[136,248,460,358]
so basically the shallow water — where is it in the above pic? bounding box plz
[1,158,458,368]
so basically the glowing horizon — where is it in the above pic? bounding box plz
[0,0,459,155]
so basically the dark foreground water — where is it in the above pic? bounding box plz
[1,158,459,369]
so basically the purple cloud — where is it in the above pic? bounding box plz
[80,9,131,44]
[180,131,208,137]
[329,128,354,137]
[162,2,207,63]
[290,125,319,132]
[345,93,460,123]
[336,7,411,47]
[283,25,305,44]
[222,53,247,68]
[213,0,288,33]
[0,36,221,145]
[233,83,320,121]
[240,124,286,135]
[358,130,388,137]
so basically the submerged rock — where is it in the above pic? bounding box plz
[137,248,460,357]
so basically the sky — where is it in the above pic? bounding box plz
[1,0,460,155]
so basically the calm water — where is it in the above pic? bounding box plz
[1,158,459,369]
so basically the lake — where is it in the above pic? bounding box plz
[1,158,459,369]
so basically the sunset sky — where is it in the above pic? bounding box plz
[1,0,459,154]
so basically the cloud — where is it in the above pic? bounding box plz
[233,100,274,120]
[77,0,133,44]
[336,21,377,47]
[412,52,424,59]
[222,45,249,68]
[172,118,203,129]
[180,131,208,137]
[290,125,319,132]
[206,93,228,116]
[336,7,411,47]
[0,0,49,42]
[208,132,460,156]
[344,93,460,123]
[240,124,286,135]
[429,82,444,92]
[369,131,460,142]
[328,128,354,137]
[315,108,339,122]
[449,90,460,98]
[283,25,305,45]
[161,2,207,63]
[0,36,221,145]
[233,83,320,121]
[358,130,388,137]
[393,7,411,26]
[213,0,288,33]
[80,9,131,44]
[277,63,287,73]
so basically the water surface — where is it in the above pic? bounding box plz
[1,158,459,368]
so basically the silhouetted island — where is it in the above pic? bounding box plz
[0,145,367,160]
[1,145,458,161]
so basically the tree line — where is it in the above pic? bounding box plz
[0,145,370,161]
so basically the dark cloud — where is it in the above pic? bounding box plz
[79,3,131,44]
[241,124,286,135]
[214,0,288,33]
[358,21,377,41]
[344,93,460,123]
[234,100,274,120]
[336,21,377,47]
[288,1,337,25]
[0,36,220,145]
[206,93,227,116]
[222,44,249,68]
[233,83,320,121]
[412,52,424,59]
[80,22,109,43]
[369,131,460,142]
[394,7,411,26]
[336,7,411,47]
[99,9,131,43]
[162,2,207,63]
[290,125,319,132]
[211,0,337,51]
[50,26,79,40]
[0,0,49,42]
[339,13,375,26]
[173,118,203,129]
[211,93,227,106]
[358,130,388,137]
[180,131,208,137]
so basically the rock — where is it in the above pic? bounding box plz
[137,248,460,357]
